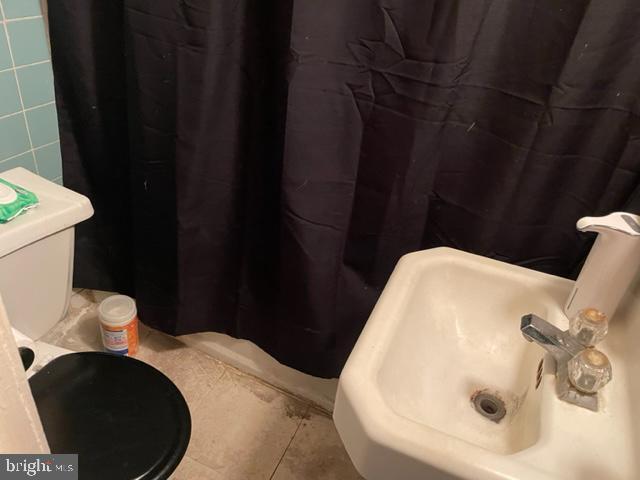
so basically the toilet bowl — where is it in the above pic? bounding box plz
[0,168,191,479]
[12,326,72,377]
[0,167,91,374]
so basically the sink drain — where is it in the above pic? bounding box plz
[471,391,506,423]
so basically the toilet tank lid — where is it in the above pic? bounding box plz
[0,168,93,258]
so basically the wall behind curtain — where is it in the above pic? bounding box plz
[50,0,640,377]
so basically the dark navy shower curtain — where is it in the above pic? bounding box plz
[49,0,640,377]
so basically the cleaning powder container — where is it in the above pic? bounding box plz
[98,295,139,355]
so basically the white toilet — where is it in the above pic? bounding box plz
[0,168,192,478]
[0,167,93,372]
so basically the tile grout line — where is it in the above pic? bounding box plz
[0,139,59,165]
[0,59,50,75]
[0,0,40,174]
[32,138,58,151]
[0,110,21,121]
[191,349,334,415]
[181,456,218,476]
[2,15,43,23]
[221,360,331,414]
[0,100,55,121]
[24,100,54,112]
[268,404,310,480]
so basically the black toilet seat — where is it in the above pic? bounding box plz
[29,352,191,480]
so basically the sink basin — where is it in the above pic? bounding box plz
[334,247,639,480]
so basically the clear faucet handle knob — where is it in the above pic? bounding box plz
[568,348,612,394]
[569,308,608,346]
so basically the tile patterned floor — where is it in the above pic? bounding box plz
[41,290,363,480]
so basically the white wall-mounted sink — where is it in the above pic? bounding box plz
[334,247,639,480]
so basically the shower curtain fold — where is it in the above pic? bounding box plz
[50,0,640,377]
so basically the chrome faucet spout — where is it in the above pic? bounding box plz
[520,313,610,412]
[520,314,582,362]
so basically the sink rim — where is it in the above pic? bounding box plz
[335,247,633,480]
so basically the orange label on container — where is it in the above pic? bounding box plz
[101,316,139,355]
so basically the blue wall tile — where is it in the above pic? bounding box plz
[26,104,59,147]
[0,10,62,181]
[0,29,11,70]
[0,151,37,174]
[0,114,30,159]
[2,0,42,19]
[16,61,54,108]
[0,70,21,116]
[7,19,49,66]
[34,142,62,180]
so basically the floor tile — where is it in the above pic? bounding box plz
[186,368,310,480]
[80,289,119,305]
[170,455,222,480]
[136,330,225,406]
[45,289,359,480]
[41,289,153,352]
[272,408,363,480]
[41,289,111,351]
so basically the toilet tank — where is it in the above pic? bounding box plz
[0,168,93,339]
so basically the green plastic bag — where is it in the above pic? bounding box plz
[0,178,39,223]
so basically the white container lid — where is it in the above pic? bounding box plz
[0,168,94,258]
[98,295,137,327]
